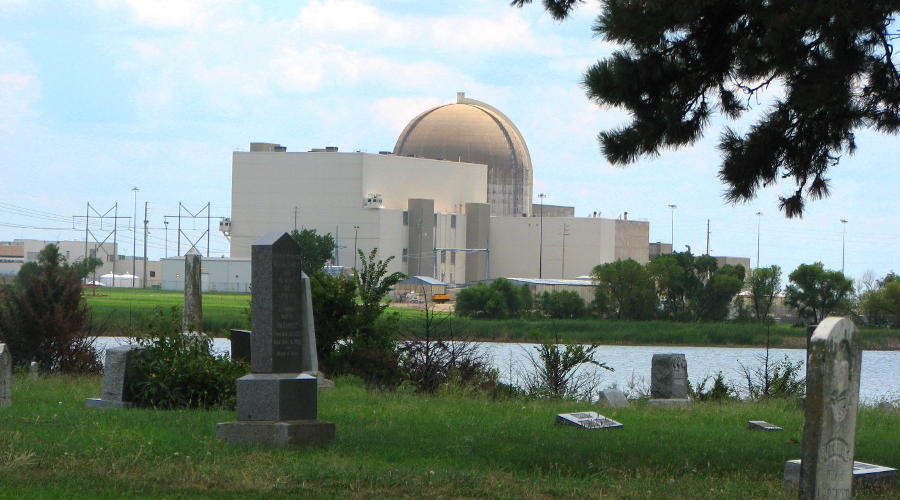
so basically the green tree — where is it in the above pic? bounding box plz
[355,248,406,327]
[693,263,746,322]
[592,258,657,319]
[648,252,745,321]
[746,266,782,323]
[785,262,853,324]
[513,0,900,217]
[0,244,100,372]
[647,252,699,318]
[310,271,359,372]
[290,229,335,275]
[74,256,103,280]
[537,290,586,319]
[455,278,531,319]
[860,272,900,327]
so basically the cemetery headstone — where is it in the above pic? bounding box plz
[229,329,252,363]
[0,344,11,408]
[798,316,862,500]
[29,361,38,379]
[648,353,690,406]
[597,388,629,407]
[85,345,147,409]
[748,420,783,431]
[216,232,335,448]
[556,411,623,430]
[785,460,896,494]
[183,253,203,332]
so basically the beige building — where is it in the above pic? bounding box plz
[229,93,651,283]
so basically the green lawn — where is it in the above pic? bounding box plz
[84,288,900,350]
[1,375,897,498]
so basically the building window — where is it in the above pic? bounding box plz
[107,255,115,263]
[451,214,456,228]
[403,211,408,225]
[402,248,408,262]
[450,252,456,265]
[149,271,156,278]
[440,251,446,264]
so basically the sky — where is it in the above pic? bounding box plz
[0,0,897,283]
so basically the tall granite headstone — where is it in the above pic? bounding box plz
[649,353,690,406]
[216,232,335,447]
[183,253,203,332]
[0,344,11,408]
[85,345,147,409]
[798,317,862,500]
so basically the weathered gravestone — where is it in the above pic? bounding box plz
[785,460,897,494]
[648,353,690,406]
[0,344,11,408]
[748,420,783,432]
[796,317,862,499]
[29,361,38,379]
[216,232,335,447]
[85,345,147,409]
[556,411,623,430]
[183,253,203,332]
[597,388,629,408]
[229,329,252,363]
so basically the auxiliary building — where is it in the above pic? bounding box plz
[229,93,649,284]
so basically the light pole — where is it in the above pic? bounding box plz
[668,204,677,251]
[353,225,360,269]
[840,219,848,274]
[538,193,547,279]
[131,187,139,287]
[755,211,762,269]
[164,220,169,258]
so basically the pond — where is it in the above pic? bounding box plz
[92,337,900,404]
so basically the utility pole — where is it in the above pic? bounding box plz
[293,206,299,231]
[142,202,148,288]
[705,219,710,255]
[668,204,677,250]
[840,219,848,274]
[755,212,762,269]
[353,225,360,269]
[164,220,169,258]
[561,223,570,278]
[131,187,139,287]
[538,193,547,279]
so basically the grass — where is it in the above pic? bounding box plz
[1,375,898,499]
[83,288,900,350]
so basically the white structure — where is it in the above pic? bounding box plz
[160,256,251,293]
[230,94,650,283]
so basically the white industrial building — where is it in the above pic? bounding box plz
[228,93,650,284]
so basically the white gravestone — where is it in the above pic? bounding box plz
[556,411,623,430]
[798,317,862,500]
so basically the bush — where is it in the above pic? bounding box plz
[689,371,738,401]
[0,244,100,373]
[537,290,586,319]
[521,332,612,400]
[739,353,805,400]
[129,306,248,409]
[456,279,531,319]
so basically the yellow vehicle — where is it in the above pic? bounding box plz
[432,294,451,303]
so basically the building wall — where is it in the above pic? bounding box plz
[614,220,651,263]
[362,154,486,213]
[530,203,575,218]
[161,257,251,293]
[649,242,673,260]
[489,216,619,279]
[714,256,751,273]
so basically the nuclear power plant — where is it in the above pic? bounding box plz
[229,93,651,284]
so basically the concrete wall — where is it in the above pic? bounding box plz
[614,220,651,263]
[530,204,575,218]
[407,198,434,277]
[161,257,251,293]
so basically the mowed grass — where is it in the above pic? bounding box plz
[1,375,898,499]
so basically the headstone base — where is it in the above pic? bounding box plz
[302,371,335,389]
[216,420,335,448]
[648,398,691,407]
[85,398,133,409]
[784,459,896,493]
[236,373,317,421]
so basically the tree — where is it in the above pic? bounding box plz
[647,251,745,321]
[693,263,745,322]
[537,290,586,319]
[289,229,335,275]
[592,258,657,319]
[355,248,406,325]
[513,0,900,217]
[860,272,900,327]
[455,278,531,319]
[0,244,100,372]
[785,262,853,324]
[746,266,782,323]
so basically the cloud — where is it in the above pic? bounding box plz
[96,0,242,30]
[0,42,39,134]
[370,96,444,134]
[431,13,547,53]
[296,0,418,44]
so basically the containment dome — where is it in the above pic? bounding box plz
[393,92,533,217]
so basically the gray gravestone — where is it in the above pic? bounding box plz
[748,420,783,431]
[229,329,251,363]
[85,345,147,409]
[785,460,896,494]
[556,411,623,430]
[217,232,335,447]
[183,253,203,332]
[28,361,38,379]
[597,388,629,407]
[0,344,11,408]
[649,353,690,406]
[799,316,862,500]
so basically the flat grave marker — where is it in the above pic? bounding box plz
[556,411,623,430]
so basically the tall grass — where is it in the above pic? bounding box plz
[1,375,896,499]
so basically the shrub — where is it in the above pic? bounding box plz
[521,332,612,400]
[456,279,531,319]
[689,371,738,401]
[130,306,248,409]
[537,290,586,319]
[0,244,100,373]
[739,354,805,400]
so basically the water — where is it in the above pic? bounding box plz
[92,337,900,404]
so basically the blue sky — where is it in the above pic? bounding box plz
[0,0,897,283]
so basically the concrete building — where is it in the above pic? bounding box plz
[160,256,250,293]
[0,239,157,286]
[229,93,651,283]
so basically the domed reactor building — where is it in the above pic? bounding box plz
[228,92,650,287]
[393,93,532,217]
